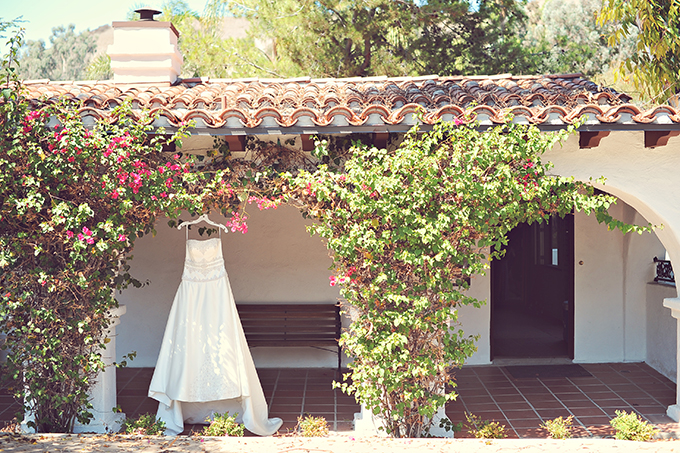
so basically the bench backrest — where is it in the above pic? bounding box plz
[236,303,341,347]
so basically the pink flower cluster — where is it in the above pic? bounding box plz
[226,212,248,234]
[248,195,282,210]
[361,184,379,199]
[66,226,96,245]
[21,110,44,133]
[103,132,131,158]
[329,266,357,287]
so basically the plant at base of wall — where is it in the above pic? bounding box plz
[610,410,658,441]
[465,412,507,439]
[121,413,166,435]
[200,412,245,437]
[294,414,329,437]
[541,415,574,439]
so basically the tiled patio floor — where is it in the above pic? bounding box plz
[0,362,677,438]
[116,367,359,435]
[448,362,679,438]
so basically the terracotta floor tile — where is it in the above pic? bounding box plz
[516,427,549,438]
[555,395,593,405]
[626,397,663,407]
[502,409,540,420]
[461,396,495,405]
[524,393,557,404]
[462,402,500,413]
[536,408,572,419]
[568,407,608,417]
[507,418,543,429]
[531,400,566,410]
[633,405,668,415]
[467,411,506,421]
[578,415,613,426]
[496,402,533,412]
[492,394,527,403]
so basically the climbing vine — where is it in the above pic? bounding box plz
[284,120,647,437]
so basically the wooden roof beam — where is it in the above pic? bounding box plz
[645,131,680,148]
[579,131,610,149]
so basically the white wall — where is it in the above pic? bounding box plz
[647,283,677,382]
[458,269,492,365]
[573,201,670,364]
[116,205,343,368]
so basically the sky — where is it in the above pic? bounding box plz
[1,0,210,44]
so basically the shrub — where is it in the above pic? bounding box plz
[610,410,657,441]
[201,412,244,437]
[295,414,329,437]
[121,413,166,435]
[541,415,573,439]
[465,412,507,439]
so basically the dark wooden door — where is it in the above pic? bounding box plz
[491,214,574,359]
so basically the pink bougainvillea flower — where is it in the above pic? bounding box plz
[453,117,464,126]
[67,156,75,163]
[77,233,85,241]
[66,230,74,239]
[86,237,95,245]
[118,234,127,242]
[82,227,92,236]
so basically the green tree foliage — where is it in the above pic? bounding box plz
[17,24,97,81]
[525,0,636,78]
[85,54,113,81]
[227,0,535,78]
[598,0,680,102]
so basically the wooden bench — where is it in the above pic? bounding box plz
[236,303,342,371]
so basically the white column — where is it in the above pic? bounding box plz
[353,403,453,438]
[662,297,680,421]
[74,305,127,433]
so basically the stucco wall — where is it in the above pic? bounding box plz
[458,269,492,365]
[116,205,343,368]
[573,203,665,363]
[647,283,677,382]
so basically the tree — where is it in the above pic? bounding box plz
[598,0,680,102]
[227,0,536,78]
[524,0,636,78]
[17,25,97,81]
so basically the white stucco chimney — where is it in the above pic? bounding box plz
[107,8,183,85]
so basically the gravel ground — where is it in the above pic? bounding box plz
[2,434,680,453]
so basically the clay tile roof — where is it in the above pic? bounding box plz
[18,74,680,133]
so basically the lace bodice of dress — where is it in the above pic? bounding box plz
[181,238,227,282]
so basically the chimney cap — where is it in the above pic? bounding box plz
[135,7,163,21]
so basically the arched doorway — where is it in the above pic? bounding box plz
[491,214,574,360]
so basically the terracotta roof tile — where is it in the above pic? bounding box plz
[18,74,680,132]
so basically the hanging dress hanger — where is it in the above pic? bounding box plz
[177,214,229,238]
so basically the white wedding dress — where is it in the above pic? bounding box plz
[148,236,282,436]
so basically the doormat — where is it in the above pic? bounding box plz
[505,364,592,379]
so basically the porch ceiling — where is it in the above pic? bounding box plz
[20,74,680,136]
